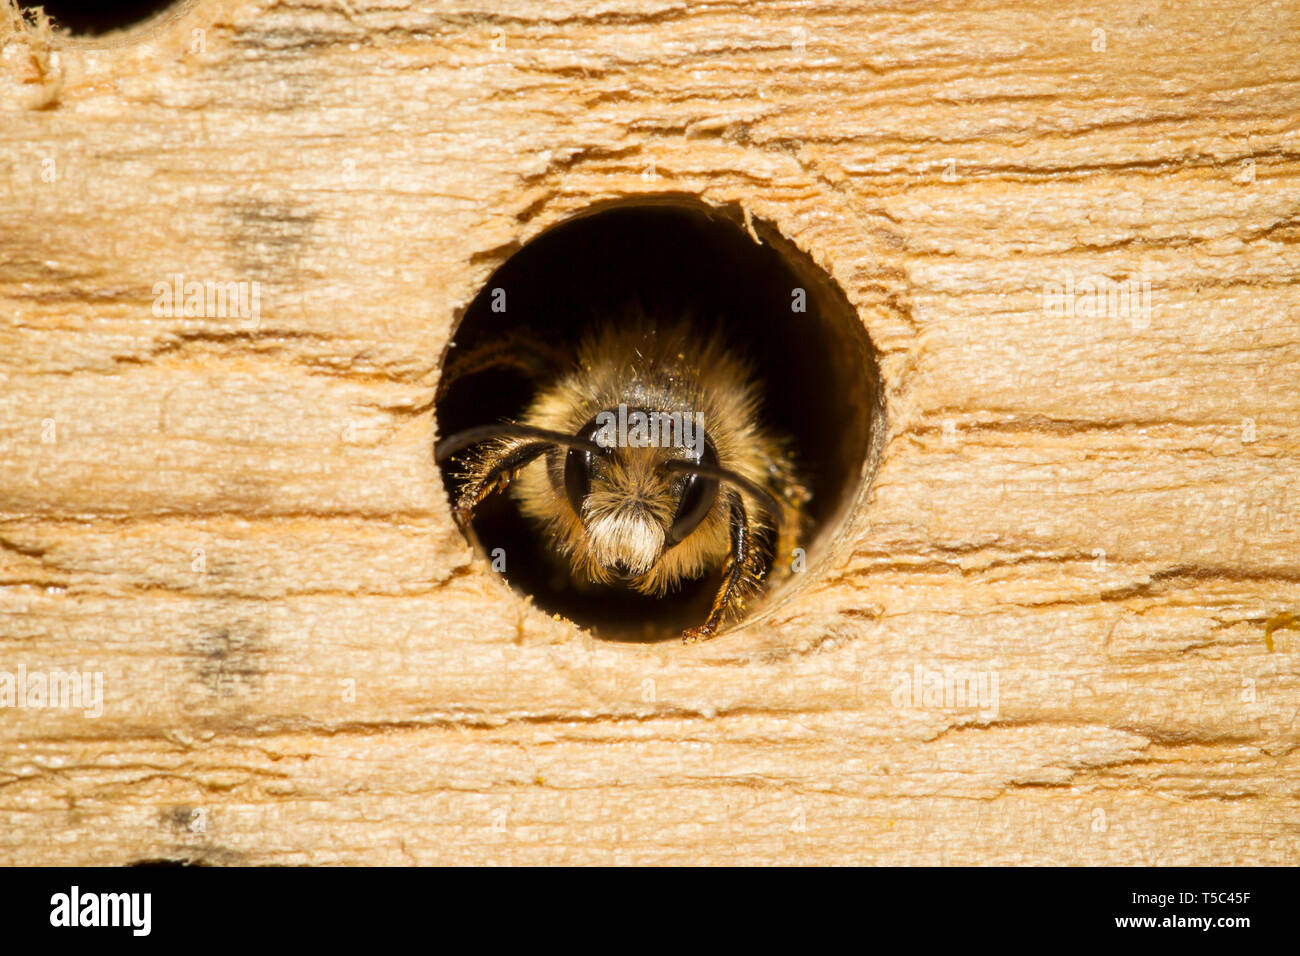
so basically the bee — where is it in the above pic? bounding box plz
[435,314,808,643]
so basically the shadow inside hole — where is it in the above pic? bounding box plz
[437,198,879,642]
[21,0,177,35]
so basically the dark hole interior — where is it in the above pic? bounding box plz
[436,198,879,642]
[20,0,175,34]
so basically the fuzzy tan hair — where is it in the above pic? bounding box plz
[448,311,808,626]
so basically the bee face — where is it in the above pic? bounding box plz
[437,314,810,641]
[563,414,721,583]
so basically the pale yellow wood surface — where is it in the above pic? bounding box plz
[1,0,1298,865]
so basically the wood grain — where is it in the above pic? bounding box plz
[1,0,1297,865]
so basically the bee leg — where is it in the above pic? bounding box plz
[450,443,549,530]
[682,491,769,644]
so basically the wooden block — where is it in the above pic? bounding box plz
[0,0,1297,865]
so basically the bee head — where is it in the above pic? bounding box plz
[564,411,720,582]
[434,418,780,587]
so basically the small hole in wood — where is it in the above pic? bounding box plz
[19,0,176,35]
[436,198,882,642]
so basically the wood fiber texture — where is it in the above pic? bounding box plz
[0,0,1298,865]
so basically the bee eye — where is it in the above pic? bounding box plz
[665,438,719,548]
[564,446,592,517]
[564,416,607,518]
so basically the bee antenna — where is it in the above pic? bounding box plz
[434,423,606,462]
[661,458,784,527]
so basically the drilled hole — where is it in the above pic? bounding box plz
[436,198,882,642]
[19,0,177,35]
